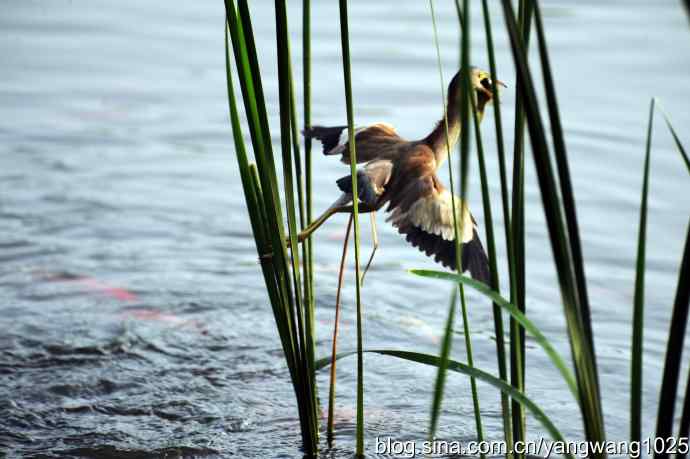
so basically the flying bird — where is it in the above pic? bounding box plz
[294,68,503,284]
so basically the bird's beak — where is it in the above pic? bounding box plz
[493,80,507,105]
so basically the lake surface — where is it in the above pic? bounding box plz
[1,1,689,457]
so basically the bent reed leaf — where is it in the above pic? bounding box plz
[655,103,690,175]
[410,269,578,398]
[316,349,573,459]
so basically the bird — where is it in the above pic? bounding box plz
[294,68,503,284]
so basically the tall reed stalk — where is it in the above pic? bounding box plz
[508,3,534,453]
[479,0,514,452]
[302,0,314,316]
[427,0,484,448]
[336,1,366,455]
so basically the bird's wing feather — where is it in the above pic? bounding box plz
[363,159,394,195]
[304,123,404,164]
[387,177,474,243]
[385,173,490,283]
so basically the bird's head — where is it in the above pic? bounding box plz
[448,67,506,115]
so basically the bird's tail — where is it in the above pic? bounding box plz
[461,230,491,285]
[303,125,347,155]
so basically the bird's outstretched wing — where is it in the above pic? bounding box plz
[385,172,490,284]
[303,122,404,164]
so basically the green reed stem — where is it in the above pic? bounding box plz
[287,57,308,285]
[481,0,513,273]
[680,359,690,459]
[337,1,364,455]
[303,0,315,333]
[427,1,484,447]
[508,2,533,453]
[470,47,512,450]
[459,0,485,449]
[428,0,459,437]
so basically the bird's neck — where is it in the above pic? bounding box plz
[425,100,462,168]
[425,98,486,168]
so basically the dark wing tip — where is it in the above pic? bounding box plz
[399,225,456,269]
[400,224,490,284]
[461,230,491,285]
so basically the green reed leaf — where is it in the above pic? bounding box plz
[656,104,690,175]
[499,0,606,450]
[410,269,578,398]
[631,98,654,442]
[316,349,574,459]
[654,219,690,457]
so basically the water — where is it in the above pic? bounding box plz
[1,1,689,457]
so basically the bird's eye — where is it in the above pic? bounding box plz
[480,78,492,90]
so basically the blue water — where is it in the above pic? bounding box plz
[1,1,689,457]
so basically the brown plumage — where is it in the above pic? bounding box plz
[302,68,502,284]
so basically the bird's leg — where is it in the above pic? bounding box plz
[327,213,353,439]
[288,193,351,244]
[360,211,379,285]
[287,194,377,244]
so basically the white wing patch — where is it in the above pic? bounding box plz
[387,189,475,243]
[335,126,365,151]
